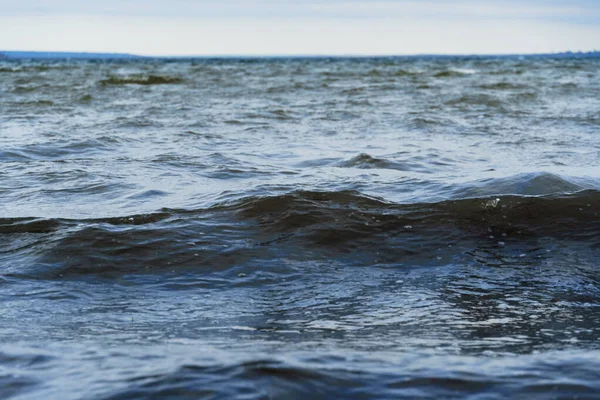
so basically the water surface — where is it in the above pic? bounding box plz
[1,56,600,399]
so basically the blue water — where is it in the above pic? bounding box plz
[1,56,600,399]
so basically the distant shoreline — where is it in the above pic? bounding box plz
[1,50,598,60]
[0,51,145,59]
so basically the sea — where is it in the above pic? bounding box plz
[1,55,600,399]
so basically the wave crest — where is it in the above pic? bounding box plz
[100,75,183,85]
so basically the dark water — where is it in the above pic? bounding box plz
[1,56,600,399]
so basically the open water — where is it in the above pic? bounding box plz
[1,56,600,399]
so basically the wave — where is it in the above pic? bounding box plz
[434,69,476,78]
[450,172,586,197]
[336,153,415,171]
[320,68,421,79]
[3,188,599,238]
[0,139,112,161]
[227,189,600,240]
[78,94,93,103]
[0,67,22,73]
[99,75,184,85]
[0,65,48,73]
[90,353,600,399]
[10,84,43,93]
[8,99,55,107]
[3,346,600,399]
[479,82,529,90]
[445,94,504,108]
[393,69,420,76]
[2,186,598,280]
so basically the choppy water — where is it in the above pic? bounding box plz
[1,56,600,399]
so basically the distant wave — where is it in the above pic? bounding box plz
[336,153,414,171]
[99,75,184,85]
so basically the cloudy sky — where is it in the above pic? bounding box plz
[0,0,598,55]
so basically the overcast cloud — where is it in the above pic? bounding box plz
[0,0,598,55]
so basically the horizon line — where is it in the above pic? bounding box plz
[1,49,599,59]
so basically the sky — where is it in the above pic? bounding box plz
[0,0,598,56]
